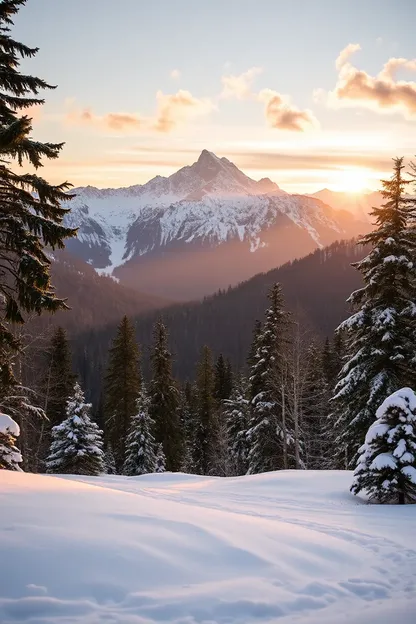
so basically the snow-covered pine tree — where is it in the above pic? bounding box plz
[104,316,141,472]
[351,388,416,504]
[0,1,76,398]
[104,443,117,475]
[214,354,233,403]
[149,319,181,471]
[247,284,292,474]
[46,383,104,475]
[0,413,22,470]
[225,375,250,475]
[155,443,166,473]
[331,158,416,467]
[177,382,196,473]
[123,389,157,476]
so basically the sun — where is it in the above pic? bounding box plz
[333,168,370,194]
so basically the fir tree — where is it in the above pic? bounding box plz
[225,375,250,475]
[104,443,116,475]
[0,1,76,393]
[351,388,416,504]
[0,412,22,470]
[123,389,157,476]
[247,284,292,474]
[214,354,233,403]
[177,382,196,473]
[302,342,330,469]
[331,159,416,466]
[104,316,141,472]
[193,345,217,475]
[155,443,166,473]
[46,383,104,476]
[42,327,76,428]
[148,319,181,471]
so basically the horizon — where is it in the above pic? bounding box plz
[12,0,416,194]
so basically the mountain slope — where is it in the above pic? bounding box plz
[309,189,383,223]
[63,150,369,299]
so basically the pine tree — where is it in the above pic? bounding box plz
[302,342,330,469]
[42,327,76,427]
[104,316,141,472]
[351,388,416,504]
[247,284,292,474]
[104,443,116,475]
[193,345,217,475]
[155,443,166,473]
[331,159,416,466]
[214,354,233,403]
[0,412,22,470]
[0,1,76,394]
[123,389,157,476]
[46,383,104,476]
[148,319,181,471]
[177,382,196,473]
[225,375,250,475]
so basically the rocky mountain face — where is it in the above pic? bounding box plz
[64,150,369,299]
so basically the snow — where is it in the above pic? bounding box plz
[0,470,415,623]
[369,453,397,470]
[0,413,20,436]
[65,151,351,274]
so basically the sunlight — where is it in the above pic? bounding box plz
[332,168,371,193]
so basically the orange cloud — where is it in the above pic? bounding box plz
[325,45,416,118]
[259,89,318,132]
[220,67,263,99]
[170,68,181,79]
[153,89,214,133]
[67,107,142,131]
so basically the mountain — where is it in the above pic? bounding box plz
[63,150,369,299]
[29,250,168,335]
[309,189,383,223]
[72,239,367,404]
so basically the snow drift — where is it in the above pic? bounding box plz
[0,470,415,623]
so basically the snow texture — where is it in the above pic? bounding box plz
[0,413,20,436]
[0,470,415,623]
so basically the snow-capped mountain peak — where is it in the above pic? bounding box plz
[63,150,368,296]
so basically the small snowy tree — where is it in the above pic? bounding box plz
[225,377,250,476]
[351,388,416,504]
[46,383,104,475]
[123,390,157,476]
[155,443,166,473]
[104,443,117,475]
[0,413,22,471]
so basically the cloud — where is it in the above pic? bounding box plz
[153,89,214,132]
[323,44,416,118]
[220,67,263,99]
[335,43,361,70]
[67,107,142,131]
[170,69,181,80]
[258,89,318,132]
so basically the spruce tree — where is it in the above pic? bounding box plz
[247,284,292,474]
[177,382,196,473]
[104,443,116,475]
[0,412,22,470]
[214,354,233,403]
[46,383,104,476]
[42,327,76,428]
[331,158,416,466]
[193,345,217,475]
[225,375,250,475]
[302,342,330,469]
[155,443,166,473]
[351,388,416,504]
[0,1,76,394]
[148,319,181,471]
[104,316,141,472]
[123,389,157,476]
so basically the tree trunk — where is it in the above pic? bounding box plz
[398,491,405,505]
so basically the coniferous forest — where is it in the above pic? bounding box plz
[0,1,416,508]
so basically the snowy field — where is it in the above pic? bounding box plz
[0,471,415,624]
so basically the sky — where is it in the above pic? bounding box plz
[12,0,416,193]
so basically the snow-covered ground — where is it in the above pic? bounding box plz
[0,470,415,623]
